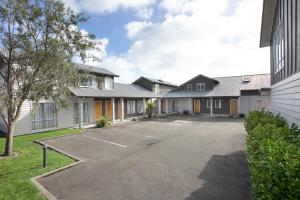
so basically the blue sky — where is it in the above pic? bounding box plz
[67,0,270,84]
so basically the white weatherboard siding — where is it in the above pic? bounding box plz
[271,73,300,126]
[175,98,191,113]
[14,100,32,136]
[239,95,271,114]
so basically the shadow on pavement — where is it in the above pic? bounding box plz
[185,151,252,200]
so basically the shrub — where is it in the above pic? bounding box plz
[146,100,154,118]
[245,109,288,133]
[246,110,300,199]
[96,116,111,128]
[182,110,190,115]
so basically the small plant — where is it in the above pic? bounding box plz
[96,116,111,128]
[146,100,154,118]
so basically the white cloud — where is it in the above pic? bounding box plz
[125,21,153,39]
[63,0,155,14]
[74,0,269,85]
[136,7,154,20]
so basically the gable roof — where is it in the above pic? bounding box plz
[165,74,270,98]
[260,0,277,47]
[132,76,177,87]
[172,74,219,92]
[74,63,119,77]
[70,83,160,98]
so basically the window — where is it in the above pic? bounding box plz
[272,17,284,73]
[187,84,192,91]
[73,102,89,124]
[127,100,136,114]
[80,74,95,87]
[83,102,89,123]
[207,99,211,108]
[154,84,160,94]
[96,76,105,89]
[196,83,205,90]
[256,99,262,109]
[105,77,113,90]
[215,99,221,109]
[32,103,57,130]
[137,100,143,113]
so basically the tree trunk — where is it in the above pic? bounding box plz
[4,122,14,156]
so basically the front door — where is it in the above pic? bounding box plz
[105,100,112,119]
[95,101,102,121]
[230,99,238,115]
[194,99,201,113]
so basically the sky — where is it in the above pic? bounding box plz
[66,0,270,85]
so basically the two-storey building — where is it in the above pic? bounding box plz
[260,0,300,126]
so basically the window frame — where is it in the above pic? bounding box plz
[32,102,58,130]
[215,99,221,109]
[256,99,262,109]
[127,100,136,114]
[187,84,192,91]
[196,83,205,91]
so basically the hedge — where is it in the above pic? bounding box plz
[245,110,300,199]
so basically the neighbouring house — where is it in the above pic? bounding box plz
[0,62,271,136]
[164,74,271,116]
[260,0,300,126]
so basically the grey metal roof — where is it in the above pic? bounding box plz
[165,74,270,98]
[74,63,119,77]
[133,76,177,87]
[70,83,160,98]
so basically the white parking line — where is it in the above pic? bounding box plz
[111,128,153,138]
[83,135,127,148]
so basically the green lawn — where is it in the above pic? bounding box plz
[0,129,81,200]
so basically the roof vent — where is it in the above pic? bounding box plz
[158,79,164,82]
[242,77,251,83]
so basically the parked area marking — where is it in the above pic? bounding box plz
[83,135,127,148]
[111,128,154,138]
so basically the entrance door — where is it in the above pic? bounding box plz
[194,99,201,113]
[105,100,112,119]
[230,99,238,115]
[95,101,102,121]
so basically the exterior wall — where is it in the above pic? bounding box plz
[176,76,216,91]
[159,84,176,94]
[270,0,300,85]
[167,98,177,113]
[14,100,32,136]
[271,72,300,126]
[239,95,271,114]
[192,97,234,115]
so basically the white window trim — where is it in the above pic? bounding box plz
[196,83,205,91]
[215,99,221,109]
[207,99,211,108]
[187,84,192,91]
[256,99,263,109]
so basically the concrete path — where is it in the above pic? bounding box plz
[38,117,251,200]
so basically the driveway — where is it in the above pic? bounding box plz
[37,116,251,200]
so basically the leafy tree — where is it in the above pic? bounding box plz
[0,0,99,156]
[146,100,154,118]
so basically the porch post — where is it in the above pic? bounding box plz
[120,98,124,121]
[78,98,83,129]
[165,99,168,114]
[111,98,115,123]
[143,98,147,117]
[210,97,213,117]
[158,98,161,115]
[189,98,193,114]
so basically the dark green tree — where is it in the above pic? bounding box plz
[0,0,99,156]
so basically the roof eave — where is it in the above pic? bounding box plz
[259,0,277,48]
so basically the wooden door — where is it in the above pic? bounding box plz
[194,99,201,113]
[95,101,102,121]
[105,100,112,119]
[230,99,238,115]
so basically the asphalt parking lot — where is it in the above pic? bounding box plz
[37,116,251,200]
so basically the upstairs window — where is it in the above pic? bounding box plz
[154,84,160,94]
[187,84,192,91]
[196,83,205,90]
[80,74,95,87]
[105,77,113,90]
[272,4,284,74]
